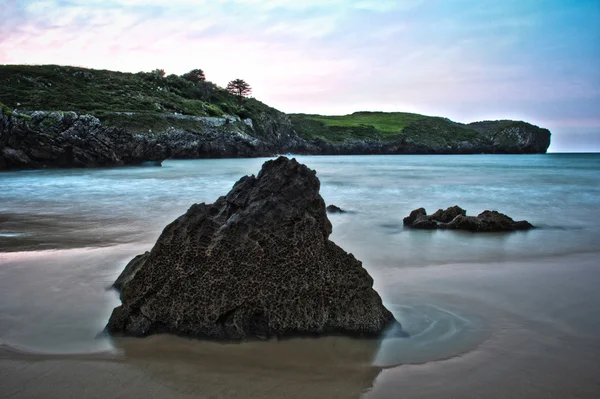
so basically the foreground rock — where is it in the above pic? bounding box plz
[107,157,396,339]
[403,206,534,232]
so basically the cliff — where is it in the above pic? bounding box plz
[291,112,551,155]
[0,65,551,170]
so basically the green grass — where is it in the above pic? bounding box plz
[0,64,261,119]
[0,102,12,116]
[290,112,484,145]
[289,111,428,143]
[401,117,480,146]
[296,111,425,134]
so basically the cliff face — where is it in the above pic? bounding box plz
[0,109,167,170]
[0,108,552,170]
[0,107,313,170]
[0,65,552,170]
[468,120,551,154]
[293,116,551,155]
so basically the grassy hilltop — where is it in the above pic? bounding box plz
[0,64,274,132]
[0,64,550,153]
[290,112,481,146]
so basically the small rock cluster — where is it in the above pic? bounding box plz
[403,206,534,232]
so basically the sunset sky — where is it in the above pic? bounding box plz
[1,0,599,152]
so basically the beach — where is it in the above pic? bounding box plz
[1,154,600,398]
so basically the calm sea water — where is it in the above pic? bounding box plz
[1,154,600,397]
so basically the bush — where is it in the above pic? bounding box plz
[181,69,206,83]
[184,81,217,101]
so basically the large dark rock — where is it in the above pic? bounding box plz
[404,206,534,232]
[107,157,396,340]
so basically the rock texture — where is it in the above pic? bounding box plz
[1,104,552,171]
[107,156,396,340]
[403,206,534,232]
[0,109,167,169]
[0,108,314,170]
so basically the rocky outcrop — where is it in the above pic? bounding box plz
[326,204,346,213]
[0,105,552,171]
[147,108,313,160]
[0,109,167,169]
[403,206,534,232]
[107,157,396,340]
[468,120,551,154]
[0,107,317,170]
[293,116,551,155]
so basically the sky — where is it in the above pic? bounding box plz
[1,0,599,152]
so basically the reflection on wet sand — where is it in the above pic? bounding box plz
[1,334,385,399]
[0,212,144,252]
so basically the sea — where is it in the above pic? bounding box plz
[1,154,599,398]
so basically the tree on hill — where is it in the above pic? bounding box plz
[226,79,252,103]
[151,69,165,78]
[181,69,206,83]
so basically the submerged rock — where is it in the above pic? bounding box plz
[326,204,346,213]
[107,157,396,340]
[404,206,534,232]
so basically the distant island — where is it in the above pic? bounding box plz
[0,65,551,170]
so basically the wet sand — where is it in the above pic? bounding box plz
[1,336,382,399]
[2,303,599,399]
[1,246,600,398]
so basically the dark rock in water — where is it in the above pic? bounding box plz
[404,206,534,232]
[326,204,346,213]
[107,156,396,340]
[402,208,427,226]
[430,205,466,223]
[411,216,437,229]
[443,210,534,232]
[139,160,162,167]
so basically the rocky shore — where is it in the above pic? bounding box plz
[1,107,552,171]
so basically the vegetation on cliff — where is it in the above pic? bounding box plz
[1,64,551,161]
[290,112,549,153]
[0,64,263,122]
[292,112,481,145]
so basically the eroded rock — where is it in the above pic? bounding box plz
[404,206,534,232]
[107,157,396,340]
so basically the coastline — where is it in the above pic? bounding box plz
[1,155,599,398]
